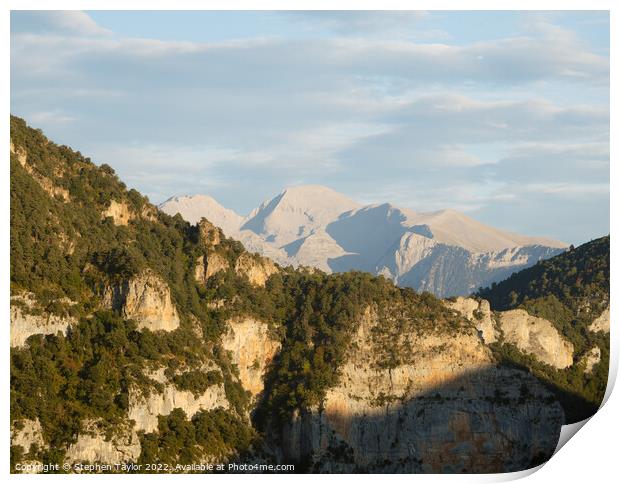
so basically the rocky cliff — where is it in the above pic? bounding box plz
[102,200,134,226]
[234,253,279,287]
[444,297,498,344]
[445,298,574,369]
[128,367,229,433]
[589,307,610,333]
[65,421,141,466]
[102,270,180,332]
[222,317,281,397]
[10,294,77,347]
[497,310,574,369]
[276,306,563,472]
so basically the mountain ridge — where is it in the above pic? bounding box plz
[160,186,567,297]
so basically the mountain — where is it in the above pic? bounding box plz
[10,115,603,473]
[241,184,361,247]
[160,188,566,297]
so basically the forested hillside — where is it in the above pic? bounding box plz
[477,236,610,421]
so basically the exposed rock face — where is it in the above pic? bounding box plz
[11,419,46,454]
[580,347,601,374]
[128,367,229,433]
[589,307,610,333]
[444,297,498,343]
[65,421,140,466]
[235,253,278,287]
[102,270,180,332]
[497,310,574,369]
[378,236,564,298]
[221,317,281,396]
[10,297,76,347]
[11,142,70,202]
[198,218,221,246]
[278,307,564,472]
[194,252,230,284]
[102,200,134,226]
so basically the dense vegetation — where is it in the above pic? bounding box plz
[138,408,255,470]
[478,236,610,422]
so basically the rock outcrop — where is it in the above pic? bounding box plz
[10,296,76,347]
[194,252,230,284]
[580,347,601,374]
[235,253,278,287]
[278,306,564,472]
[198,218,221,247]
[102,200,134,226]
[589,307,610,333]
[497,310,574,369]
[444,297,498,343]
[128,367,229,433]
[11,419,46,454]
[102,270,180,332]
[65,421,141,466]
[11,142,70,202]
[222,317,281,396]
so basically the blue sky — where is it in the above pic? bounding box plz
[10,10,609,244]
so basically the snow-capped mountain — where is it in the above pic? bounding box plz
[159,186,567,297]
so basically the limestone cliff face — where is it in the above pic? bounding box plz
[580,347,601,374]
[198,218,222,247]
[128,367,229,433]
[102,200,134,226]
[221,317,281,397]
[11,419,46,454]
[444,297,498,343]
[497,310,574,369]
[589,307,610,333]
[278,307,564,473]
[194,252,230,284]
[102,270,180,332]
[65,421,141,466]
[12,368,229,469]
[10,295,76,347]
[235,253,278,287]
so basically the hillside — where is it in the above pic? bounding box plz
[160,190,566,297]
[477,236,610,421]
[9,115,594,473]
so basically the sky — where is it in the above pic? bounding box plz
[10,10,610,245]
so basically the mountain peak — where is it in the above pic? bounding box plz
[241,185,360,245]
[278,184,359,206]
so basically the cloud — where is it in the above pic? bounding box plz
[285,11,451,40]
[11,11,111,37]
[491,142,609,184]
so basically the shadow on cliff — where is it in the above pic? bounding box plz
[250,363,598,474]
